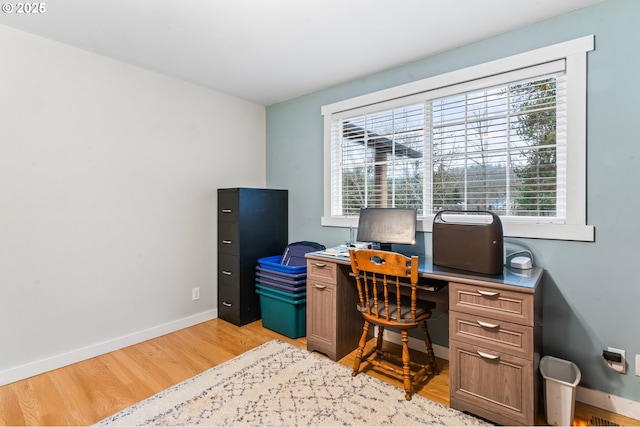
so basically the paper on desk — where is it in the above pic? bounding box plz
[319,245,350,257]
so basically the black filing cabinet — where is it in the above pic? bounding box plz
[217,188,288,326]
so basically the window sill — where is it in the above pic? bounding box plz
[321,216,595,242]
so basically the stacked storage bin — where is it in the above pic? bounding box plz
[254,242,325,339]
[255,256,307,338]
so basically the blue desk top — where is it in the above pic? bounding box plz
[306,249,543,290]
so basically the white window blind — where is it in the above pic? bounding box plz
[322,36,594,241]
[430,70,566,222]
[332,104,426,216]
[332,62,566,222]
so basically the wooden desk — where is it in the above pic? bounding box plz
[305,251,543,426]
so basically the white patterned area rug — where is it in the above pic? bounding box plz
[97,339,490,426]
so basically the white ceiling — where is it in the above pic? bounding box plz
[0,0,604,106]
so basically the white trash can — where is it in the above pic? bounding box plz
[540,355,581,426]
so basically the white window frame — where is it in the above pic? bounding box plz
[321,35,595,242]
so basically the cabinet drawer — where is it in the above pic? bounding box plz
[449,339,534,425]
[218,282,240,324]
[218,221,239,254]
[218,253,239,287]
[306,280,337,358]
[307,259,337,283]
[449,311,533,359]
[449,282,534,326]
[218,190,240,221]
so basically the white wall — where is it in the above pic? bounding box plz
[0,24,266,385]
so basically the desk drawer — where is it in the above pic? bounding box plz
[449,282,534,326]
[307,259,337,283]
[450,311,533,359]
[449,339,534,426]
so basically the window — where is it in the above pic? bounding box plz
[322,36,594,241]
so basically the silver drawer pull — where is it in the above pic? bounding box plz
[477,320,499,329]
[222,302,233,307]
[476,289,500,297]
[222,240,233,244]
[314,262,327,268]
[314,284,327,289]
[222,209,233,213]
[477,350,500,360]
[222,271,232,276]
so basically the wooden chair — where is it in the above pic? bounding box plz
[349,248,438,400]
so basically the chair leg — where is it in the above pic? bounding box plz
[352,321,370,377]
[376,326,385,350]
[401,330,412,400]
[420,321,438,374]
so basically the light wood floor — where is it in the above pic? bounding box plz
[0,318,608,426]
[0,318,449,426]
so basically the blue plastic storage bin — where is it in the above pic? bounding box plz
[257,256,307,274]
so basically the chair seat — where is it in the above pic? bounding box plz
[357,297,435,323]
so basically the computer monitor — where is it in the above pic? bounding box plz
[356,207,417,252]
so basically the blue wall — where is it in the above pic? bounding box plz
[267,0,640,401]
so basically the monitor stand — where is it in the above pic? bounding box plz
[379,243,393,252]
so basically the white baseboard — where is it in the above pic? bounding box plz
[380,329,449,363]
[0,309,218,387]
[576,385,640,421]
[383,330,640,421]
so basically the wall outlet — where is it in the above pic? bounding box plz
[636,354,640,377]
[192,287,200,301]
[607,347,625,374]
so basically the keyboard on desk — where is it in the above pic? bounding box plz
[417,277,448,292]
